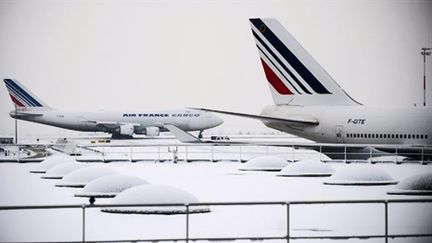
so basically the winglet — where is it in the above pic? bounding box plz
[164,124,202,143]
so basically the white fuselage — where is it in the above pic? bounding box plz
[261,105,432,145]
[10,109,223,133]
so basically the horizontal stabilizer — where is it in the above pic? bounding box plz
[164,124,202,143]
[192,108,319,126]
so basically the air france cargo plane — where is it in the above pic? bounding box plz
[198,18,432,159]
[3,79,223,139]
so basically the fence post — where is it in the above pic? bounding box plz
[239,146,242,162]
[319,146,322,162]
[211,146,214,162]
[344,146,347,163]
[130,145,133,162]
[384,201,388,243]
[185,204,190,242]
[421,148,425,165]
[102,146,105,162]
[82,205,86,242]
[292,145,295,162]
[286,203,290,243]
[185,145,189,162]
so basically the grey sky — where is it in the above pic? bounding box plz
[0,0,431,136]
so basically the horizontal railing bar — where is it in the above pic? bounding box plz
[3,233,432,243]
[1,199,432,210]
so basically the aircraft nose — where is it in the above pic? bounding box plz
[211,114,224,127]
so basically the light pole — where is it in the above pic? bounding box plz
[421,47,431,106]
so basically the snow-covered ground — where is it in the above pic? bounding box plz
[0,139,432,242]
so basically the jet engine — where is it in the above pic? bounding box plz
[118,124,134,136]
[145,127,160,136]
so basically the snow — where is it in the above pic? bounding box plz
[102,184,210,214]
[75,175,148,198]
[0,150,431,242]
[29,155,75,173]
[240,155,289,171]
[278,157,335,177]
[388,172,432,195]
[324,164,398,185]
[55,166,117,188]
[42,162,88,179]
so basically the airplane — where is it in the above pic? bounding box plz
[196,18,432,160]
[3,79,223,139]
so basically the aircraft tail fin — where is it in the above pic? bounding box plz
[249,18,361,106]
[3,79,51,110]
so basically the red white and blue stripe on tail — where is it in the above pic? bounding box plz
[250,18,361,106]
[4,79,45,108]
[250,18,331,95]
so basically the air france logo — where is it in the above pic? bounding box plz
[123,113,200,118]
[347,118,365,125]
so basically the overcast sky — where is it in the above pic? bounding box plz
[0,0,431,137]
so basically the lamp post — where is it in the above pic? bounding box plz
[421,47,431,106]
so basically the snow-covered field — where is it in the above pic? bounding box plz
[0,140,432,242]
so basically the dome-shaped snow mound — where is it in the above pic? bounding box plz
[42,162,88,179]
[30,155,75,173]
[240,156,288,171]
[75,175,148,198]
[279,158,335,177]
[324,165,398,185]
[56,167,116,188]
[388,172,432,195]
[102,184,210,214]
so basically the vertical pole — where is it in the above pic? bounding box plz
[292,145,295,162]
[130,145,133,162]
[421,48,431,106]
[14,107,18,144]
[157,145,161,162]
[286,203,290,243]
[211,145,214,162]
[185,145,189,162]
[424,52,426,106]
[239,146,242,162]
[185,204,189,242]
[82,205,86,242]
[395,146,398,164]
[344,146,347,163]
[102,146,105,162]
[384,201,388,243]
[319,146,322,162]
[421,148,425,165]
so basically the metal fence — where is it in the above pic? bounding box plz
[1,143,431,164]
[1,199,431,243]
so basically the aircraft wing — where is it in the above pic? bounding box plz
[163,124,202,143]
[193,108,319,126]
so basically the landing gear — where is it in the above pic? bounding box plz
[198,130,203,139]
[111,133,133,139]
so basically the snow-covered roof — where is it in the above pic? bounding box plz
[75,175,148,198]
[55,166,116,188]
[102,184,210,214]
[279,158,335,177]
[324,164,398,185]
[388,172,432,195]
[42,162,88,179]
[240,156,288,171]
[29,155,75,173]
